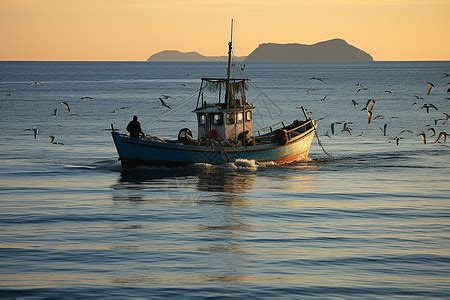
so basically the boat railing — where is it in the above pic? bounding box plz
[285,119,314,133]
[255,120,286,136]
[254,119,314,143]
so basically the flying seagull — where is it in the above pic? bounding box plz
[32,128,38,139]
[436,113,449,125]
[421,103,438,113]
[361,99,376,112]
[49,135,64,145]
[308,77,324,82]
[159,97,171,109]
[443,73,449,78]
[342,127,353,135]
[380,124,388,136]
[434,113,448,125]
[398,129,413,136]
[342,122,353,131]
[367,110,373,124]
[427,127,436,137]
[320,95,327,101]
[391,136,404,146]
[351,100,359,107]
[60,101,71,112]
[31,81,42,87]
[341,122,353,135]
[80,96,93,100]
[434,131,448,143]
[427,82,435,95]
[384,90,393,94]
[418,132,427,144]
[356,87,368,94]
[331,122,343,135]
[413,95,424,106]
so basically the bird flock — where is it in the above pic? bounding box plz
[20,81,103,145]
[9,70,450,151]
[304,74,449,147]
[20,77,193,144]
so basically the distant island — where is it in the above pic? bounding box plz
[245,39,372,62]
[147,50,245,62]
[147,39,373,62]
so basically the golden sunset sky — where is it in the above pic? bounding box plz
[0,0,449,61]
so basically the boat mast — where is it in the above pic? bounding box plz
[226,19,233,80]
[225,19,233,107]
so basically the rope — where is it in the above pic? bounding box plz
[247,81,288,128]
[143,89,199,128]
[212,139,231,162]
[312,121,335,159]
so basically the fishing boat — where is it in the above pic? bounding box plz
[111,22,317,168]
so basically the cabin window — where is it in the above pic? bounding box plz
[198,114,206,125]
[245,111,252,121]
[226,113,235,125]
[236,112,243,124]
[213,113,223,125]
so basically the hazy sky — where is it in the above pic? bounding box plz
[1,0,449,61]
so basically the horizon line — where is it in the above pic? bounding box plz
[1,59,450,63]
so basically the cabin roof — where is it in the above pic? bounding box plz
[201,77,249,82]
[194,105,254,113]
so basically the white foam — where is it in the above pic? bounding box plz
[221,159,258,172]
[256,161,277,168]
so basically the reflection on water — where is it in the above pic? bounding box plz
[108,166,257,285]
[196,171,255,194]
[111,165,256,205]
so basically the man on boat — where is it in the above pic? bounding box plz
[126,116,145,138]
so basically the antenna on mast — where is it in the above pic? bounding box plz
[226,19,234,80]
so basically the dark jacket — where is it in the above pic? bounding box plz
[126,120,144,138]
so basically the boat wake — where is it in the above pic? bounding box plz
[60,147,444,176]
[60,159,122,172]
[61,157,319,175]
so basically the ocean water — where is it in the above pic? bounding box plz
[0,61,449,298]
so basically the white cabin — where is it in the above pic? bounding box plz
[194,78,254,141]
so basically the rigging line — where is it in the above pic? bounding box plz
[143,89,199,127]
[314,126,335,159]
[253,89,278,126]
[245,79,287,129]
[146,94,197,126]
[247,81,288,124]
[212,139,230,162]
[300,106,334,159]
[143,99,192,128]
[247,81,285,115]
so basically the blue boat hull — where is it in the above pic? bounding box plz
[112,127,315,168]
